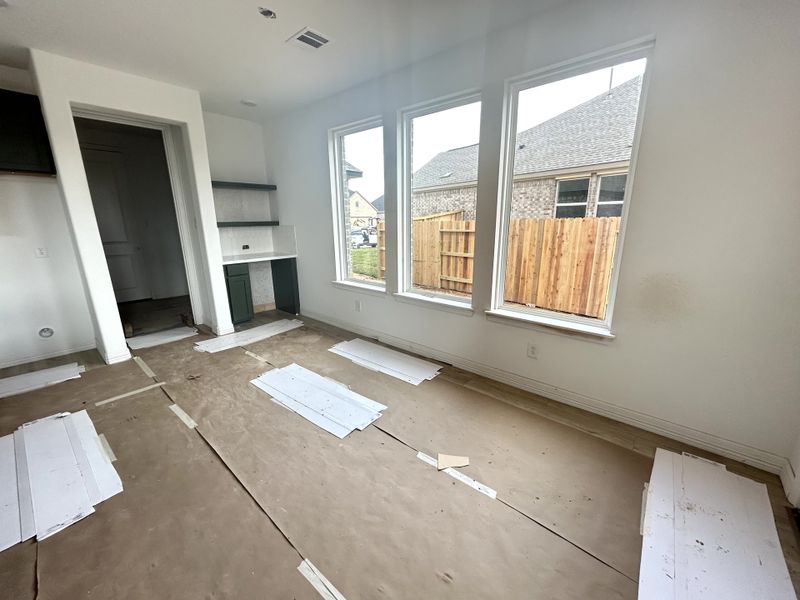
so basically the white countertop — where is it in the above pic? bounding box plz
[221,251,297,265]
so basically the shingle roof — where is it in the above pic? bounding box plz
[412,76,642,190]
[371,195,385,212]
[344,160,363,178]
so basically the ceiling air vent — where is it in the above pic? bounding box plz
[287,27,331,50]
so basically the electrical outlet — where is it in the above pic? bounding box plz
[526,342,538,359]
[35,247,48,258]
[242,244,250,250]
[354,300,362,312]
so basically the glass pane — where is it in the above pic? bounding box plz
[503,58,647,319]
[557,178,590,204]
[598,174,627,203]
[409,100,481,300]
[555,204,588,218]
[340,125,384,284]
[596,203,623,217]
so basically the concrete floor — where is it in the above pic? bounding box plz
[1,312,798,598]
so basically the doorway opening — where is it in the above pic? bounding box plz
[74,117,195,339]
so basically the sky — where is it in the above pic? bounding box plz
[343,58,646,203]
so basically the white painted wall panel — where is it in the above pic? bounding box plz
[263,0,800,471]
[0,174,95,367]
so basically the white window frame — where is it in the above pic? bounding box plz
[595,172,628,217]
[396,90,481,312]
[328,116,386,291]
[553,176,591,218]
[489,40,653,337]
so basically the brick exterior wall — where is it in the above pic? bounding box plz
[509,178,557,218]
[411,186,478,219]
[412,172,616,220]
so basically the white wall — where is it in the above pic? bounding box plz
[263,0,800,479]
[203,111,268,185]
[31,50,235,364]
[203,111,275,308]
[0,175,95,367]
[0,65,95,367]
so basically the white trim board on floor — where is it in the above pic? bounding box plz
[328,338,442,385]
[22,414,95,540]
[0,363,86,399]
[126,327,198,350]
[251,363,386,438]
[1,411,123,552]
[301,310,789,478]
[12,430,34,540]
[639,449,795,599]
[194,319,303,353]
[0,435,21,552]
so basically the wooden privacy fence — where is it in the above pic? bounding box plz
[377,216,620,319]
[504,217,620,318]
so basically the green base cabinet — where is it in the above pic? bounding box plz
[224,264,254,324]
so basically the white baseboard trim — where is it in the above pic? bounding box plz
[780,462,799,506]
[303,309,790,478]
[213,323,236,336]
[0,342,97,369]
[104,350,132,365]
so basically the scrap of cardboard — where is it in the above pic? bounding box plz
[437,454,469,470]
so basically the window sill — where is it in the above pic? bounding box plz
[331,280,387,297]
[393,291,474,316]
[485,308,615,339]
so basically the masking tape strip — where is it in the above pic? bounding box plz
[95,382,165,406]
[132,356,156,379]
[96,433,117,463]
[417,451,496,499]
[168,404,197,429]
[297,559,346,600]
[244,350,270,363]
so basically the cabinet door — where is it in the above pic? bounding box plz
[225,274,254,324]
[271,258,300,315]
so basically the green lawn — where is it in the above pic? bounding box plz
[351,247,379,279]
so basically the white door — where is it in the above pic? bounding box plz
[82,149,151,303]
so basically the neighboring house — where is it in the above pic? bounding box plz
[411,76,642,220]
[371,195,385,220]
[343,160,363,184]
[348,190,378,228]
[342,160,383,228]
[341,160,363,231]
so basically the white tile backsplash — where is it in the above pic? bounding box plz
[213,188,273,222]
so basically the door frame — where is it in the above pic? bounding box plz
[72,108,206,343]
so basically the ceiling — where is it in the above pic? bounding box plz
[0,0,565,119]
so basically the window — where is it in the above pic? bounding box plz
[329,119,385,287]
[400,94,481,305]
[493,51,648,331]
[555,178,590,218]
[596,174,627,217]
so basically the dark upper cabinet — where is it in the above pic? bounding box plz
[0,89,56,175]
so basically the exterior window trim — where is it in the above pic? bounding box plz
[397,90,481,308]
[554,176,591,218]
[490,39,654,336]
[328,116,386,291]
[596,172,629,213]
